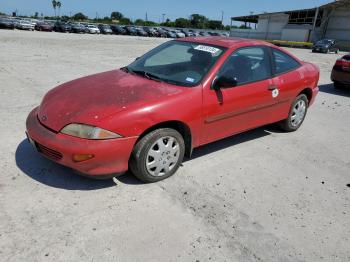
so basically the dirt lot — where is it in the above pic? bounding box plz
[0,30,349,262]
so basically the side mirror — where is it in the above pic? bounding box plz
[212,75,237,90]
[135,57,140,61]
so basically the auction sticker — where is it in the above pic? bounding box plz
[194,45,220,54]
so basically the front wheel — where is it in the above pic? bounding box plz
[279,94,308,132]
[129,128,185,183]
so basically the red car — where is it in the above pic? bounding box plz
[26,37,319,182]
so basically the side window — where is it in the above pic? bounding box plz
[272,49,300,75]
[218,46,272,86]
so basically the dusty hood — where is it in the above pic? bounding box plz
[38,69,184,132]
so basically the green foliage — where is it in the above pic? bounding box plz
[207,20,223,30]
[190,14,208,29]
[72,12,88,21]
[111,11,123,20]
[239,24,252,29]
[134,19,145,26]
[175,18,190,28]
[161,18,175,27]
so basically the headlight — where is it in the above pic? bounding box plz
[60,124,122,140]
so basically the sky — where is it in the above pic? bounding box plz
[0,0,331,25]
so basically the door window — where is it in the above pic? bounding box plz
[272,48,300,75]
[217,46,272,86]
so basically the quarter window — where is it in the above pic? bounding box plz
[272,49,300,75]
[218,47,272,86]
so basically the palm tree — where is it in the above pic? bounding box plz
[56,1,62,17]
[52,0,57,17]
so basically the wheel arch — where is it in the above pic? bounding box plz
[298,88,313,106]
[135,121,193,157]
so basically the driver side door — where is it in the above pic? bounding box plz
[201,46,282,144]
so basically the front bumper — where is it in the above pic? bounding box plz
[26,107,138,176]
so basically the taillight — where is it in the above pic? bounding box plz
[335,58,350,69]
[335,59,343,66]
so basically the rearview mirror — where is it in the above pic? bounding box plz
[212,76,237,90]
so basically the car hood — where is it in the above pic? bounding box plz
[37,69,185,132]
[314,43,329,48]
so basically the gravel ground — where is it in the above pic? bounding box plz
[0,30,349,262]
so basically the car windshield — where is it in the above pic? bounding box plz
[126,41,226,87]
[317,39,333,45]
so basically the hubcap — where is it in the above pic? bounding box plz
[291,100,306,127]
[146,136,180,177]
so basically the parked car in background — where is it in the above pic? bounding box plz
[312,39,339,53]
[54,21,71,33]
[85,24,100,34]
[191,30,200,37]
[26,37,319,183]
[125,26,137,36]
[181,29,194,37]
[35,21,53,31]
[0,18,15,29]
[110,25,126,35]
[70,23,88,34]
[199,31,210,36]
[155,27,167,37]
[135,27,149,37]
[164,30,177,38]
[173,30,186,38]
[331,53,350,89]
[17,20,35,31]
[143,27,158,37]
[98,24,113,34]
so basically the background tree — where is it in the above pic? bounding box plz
[51,0,57,17]
[34,12,39,18]
[190,14,208,29]
[207,20,223,30]
[56,1,61,17]
[72,12,88,21]
[134,19,145,26]
[175,18,190,28]
[111,11,123,20]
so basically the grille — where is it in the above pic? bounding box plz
[36,143,63,161]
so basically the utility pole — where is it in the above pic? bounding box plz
[145,12,148,22]
[221,10,224,29]
[162,13,165,23]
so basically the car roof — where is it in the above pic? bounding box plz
[179,37,273,49]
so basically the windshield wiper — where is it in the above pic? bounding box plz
[129,70,163,82]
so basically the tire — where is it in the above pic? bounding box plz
[129,128,185,183]
[279,94,308,132]
[334,81,344,90]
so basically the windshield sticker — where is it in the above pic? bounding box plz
[194,45,220,54]
[186,77,195,83]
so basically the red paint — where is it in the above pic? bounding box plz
[26,37,319,176]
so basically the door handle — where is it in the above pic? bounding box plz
[268,85,278,91]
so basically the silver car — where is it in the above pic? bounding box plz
[17,20,35,31]
[86,24,100,34]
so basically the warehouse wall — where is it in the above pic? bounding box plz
[325,6,350,42]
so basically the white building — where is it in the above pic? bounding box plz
[230,0,350,50]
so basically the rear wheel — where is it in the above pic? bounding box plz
[129,128,185,183]
[279,94,308,132]
[334,81,345,90]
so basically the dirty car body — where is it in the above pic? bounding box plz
[26,37,319,182]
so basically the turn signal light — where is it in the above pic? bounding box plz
[72,154,94,162]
